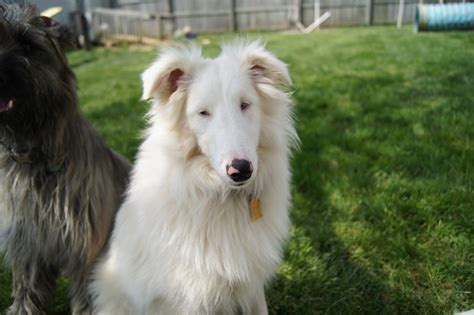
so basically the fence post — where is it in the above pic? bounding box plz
[366,0,374,25]
[157,15,163,39]
[167,0,176,35]
[314,0,320,27]
[397,0,404,29]
[298,0,303,25]
[229,0,237,32]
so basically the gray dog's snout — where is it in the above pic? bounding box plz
[226,158,253,182]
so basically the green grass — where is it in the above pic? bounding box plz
[1,26,474,314]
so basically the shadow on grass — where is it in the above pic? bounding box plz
[68,49,103,69]
[267,62,474,313]
[267,144,417,314]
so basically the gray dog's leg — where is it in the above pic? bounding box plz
[7,262,58,315]
[69,273,94,315]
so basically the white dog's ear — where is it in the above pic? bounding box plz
[246,42,292,88]
[141,46,202,102]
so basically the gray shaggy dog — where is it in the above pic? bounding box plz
[0,2,131,314]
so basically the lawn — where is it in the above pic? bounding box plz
[1,26,474,314]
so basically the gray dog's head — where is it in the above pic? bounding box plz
[0,2,76,156]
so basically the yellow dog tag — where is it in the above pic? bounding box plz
[249,198,263,222]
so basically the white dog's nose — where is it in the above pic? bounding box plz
[226,158,253,183]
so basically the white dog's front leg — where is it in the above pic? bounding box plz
[250,287,268,315]
[255,296,268,315]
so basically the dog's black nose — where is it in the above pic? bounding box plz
[226,159,253,182]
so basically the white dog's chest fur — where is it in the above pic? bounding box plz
[157,200,279,311]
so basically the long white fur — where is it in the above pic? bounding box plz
[91,41,298,315]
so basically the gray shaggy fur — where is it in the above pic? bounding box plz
[0,2,131,314]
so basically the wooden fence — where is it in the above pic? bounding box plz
[91,0,472,42]
[91,8,161,43]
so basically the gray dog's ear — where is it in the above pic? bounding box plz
[55,24,76,50]
[141,46,203,102]
[39,16,58,27]
[36,16,75,50]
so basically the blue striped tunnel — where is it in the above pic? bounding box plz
[415,3,474,32]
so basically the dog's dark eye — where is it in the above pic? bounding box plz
[199,110,210,117]
[240,101,250,111]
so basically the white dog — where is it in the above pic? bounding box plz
[91,41,298,315]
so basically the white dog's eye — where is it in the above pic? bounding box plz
[199,110,210,117]
[240,101,250,111]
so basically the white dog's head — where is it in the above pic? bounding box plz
[142,41,292,189]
